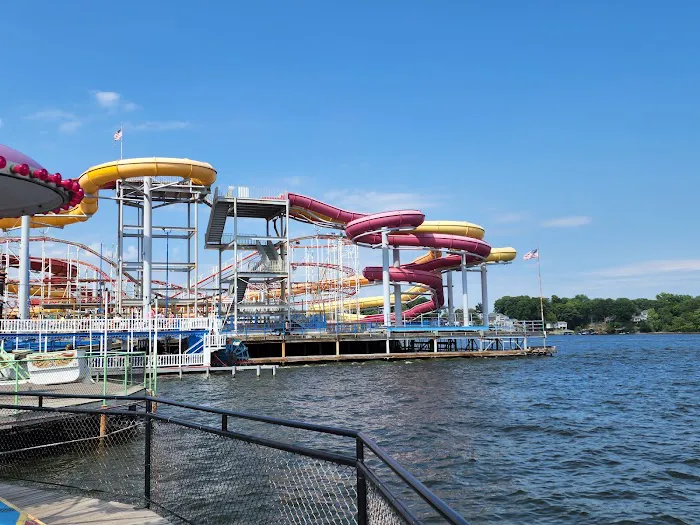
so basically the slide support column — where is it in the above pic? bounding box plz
[393,249,402,326]
[194,199,199,315]
[217,249,222,317]
[381,230,391,327]
[142,176,153,318]
[18,216,30,320]
[116,181,123,313]
[446,271,454,325]
[480,264,488,327]
[461,254,469,326]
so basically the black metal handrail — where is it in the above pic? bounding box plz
[0,391,469,525]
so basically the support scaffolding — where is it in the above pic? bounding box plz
[116,175,209,317]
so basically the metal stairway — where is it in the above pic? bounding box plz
[228,278,249,303]
[258,241,280,262]
[205,188,230,246]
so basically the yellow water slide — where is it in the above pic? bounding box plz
[0,158,216,230]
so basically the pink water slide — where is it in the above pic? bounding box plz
[287,193,491,321]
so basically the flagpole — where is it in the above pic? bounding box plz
[537,246,546,338]
[120,122,123,160]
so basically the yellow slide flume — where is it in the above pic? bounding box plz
[6,283,69,298]
[0,158,216,230]
[414,221,485,239]
[486,247,517,263]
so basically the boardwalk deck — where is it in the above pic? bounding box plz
[0,482,168,524]
[249,346,557,365]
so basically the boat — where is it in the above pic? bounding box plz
[26,349,91,385]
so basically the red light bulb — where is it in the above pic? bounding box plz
[33,169,49,180]
[11,164,30,176]
[0,156,6,169]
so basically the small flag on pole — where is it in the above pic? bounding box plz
[113,128,122,141]
[523,249,539,261]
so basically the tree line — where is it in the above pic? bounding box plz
[493,293,700,333]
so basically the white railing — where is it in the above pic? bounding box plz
[224,186,285,200]
[220,233,284,247]
[88,353,205,370]
[0,317,216,334]
[88,355,144,370]
[240,258,286,274]
[204,334,227,349]
[491,320,545,333]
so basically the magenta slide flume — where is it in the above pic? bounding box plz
[287,192,497,322]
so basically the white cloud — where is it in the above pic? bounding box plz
[591,259,700,278]
[93,91,121,108]
[323,190,434,213]
[25,109,77,121]
[541,216,592,228]
[127,121,190,132]
[493,212,527,224]
[58,120,82,133]
[25,109,82,134]
[92,91,139,112]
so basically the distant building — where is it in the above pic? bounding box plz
[604,316,615,323]
[489,313,516,330]
[632,310,649,323]
[555,321,568,330]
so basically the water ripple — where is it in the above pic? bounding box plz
[160,333,700,523]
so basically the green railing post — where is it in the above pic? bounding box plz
[13,361,19,411]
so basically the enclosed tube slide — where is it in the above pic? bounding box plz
[0,158,216,230]
[287,193,516,321]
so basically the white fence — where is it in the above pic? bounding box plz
[224,186,285,200]
[490,320,545,333]
[88,352,206,370]
[0,317,218,335]
[204,334,227,349]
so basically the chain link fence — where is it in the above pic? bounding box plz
[0,393,467,524]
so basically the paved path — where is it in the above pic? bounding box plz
[0,482,168,524]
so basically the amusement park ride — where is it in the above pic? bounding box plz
[0,143,517,323]
[0,142,547,377]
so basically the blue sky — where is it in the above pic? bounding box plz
[1,1,699,305]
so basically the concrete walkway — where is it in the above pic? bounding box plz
[0,482,168,524]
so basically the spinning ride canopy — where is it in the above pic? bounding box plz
[0,145,79,219]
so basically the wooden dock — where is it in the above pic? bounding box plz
[248,346,557,365]
[0,482,168,524]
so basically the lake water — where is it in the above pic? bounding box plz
[159,334,699,524]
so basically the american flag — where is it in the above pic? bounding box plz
[113,128,122,141]
[523,249,539,261]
